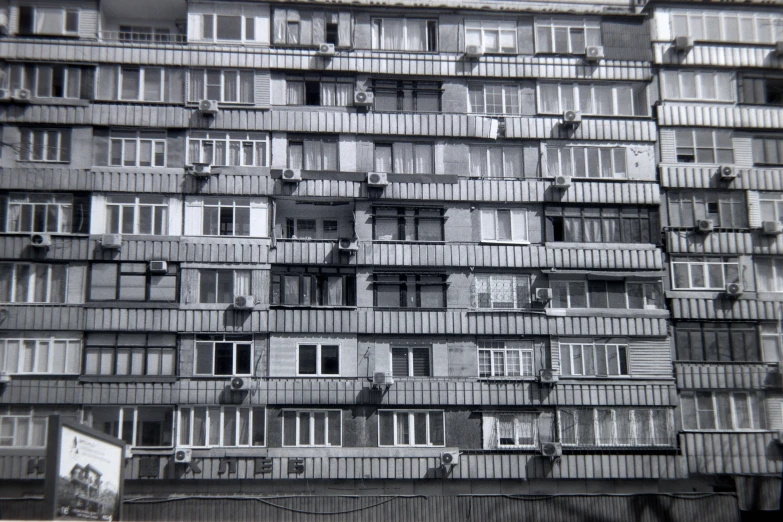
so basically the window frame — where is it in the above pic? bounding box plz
[558,407,673,447]
[465,20,518,54]
[0,337,81,375]
[193,335,253,377]
[670,255,740,290]
[661,70,735,102]
[0,262,67,303]
[680,391,767,431]
[534,17,601,54]
[477,340,535,378]
[18,128,71,163]
[88,262,178,302]
[106,194,169,235]
[377,410,446,447]
[186,132,268,167]
[752,136,783,166]
[544,143,628,179]
[116,66,166,102]
[474,274,532,310]
[373,273,448,309]
[189,69,255,104]
[197,269,252,304]
[200,13,256,43]
[18,6,80,37]
[484,412,539,448]
[755,256,783,292]
[109,130,167,167]
[200,197,252,237]
[372,206,445,242]
[760,192,783,223]
[674,322,761,362]
[469,144,524,179]
[670,10,780,45]
[537,81,649,117]
[667,190,747,229]
[287,136,340,171]
[0,408,48,448]
[6,193,73,234]
[390,346,432,377]
[83,333,177,377]
[480,208,529,243]
[550,279,664,310]
[270,269,356,307]
[674,129,735,164]
[373,142,435,175]
[282,410,342,447]
[558,342,629,377]
[371,79,442,112]
[177,406,266,448]
[468,83,520,115]
[85,406,174,448]
[296,343,341,376]
[546,206,660,244]
[371,18,438,52]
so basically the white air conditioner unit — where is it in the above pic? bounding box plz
[234,295,255,309]
[190,162,212,176]
[173,448,192,464]
[30,233,52,248]
[539,441,562,458]
[354,90,374,107]
[198,99,219,115]
[230,376,251,391]
[673,36,694,53]
[317,42,335,56]
[762,221,783,236]
[719,165,736,180]
[535,288,553,303]
[149,261,168,273]
[562,110,581,126]
[282,169,302,182]
[725,283,743,298]
[538,368,559,384]
[0,88,11,102]
[440,451,460,466]
[585,45,604,61]
[697,219,714,233]
[553,175,572,188]
[12,88,31,103]
[367,172,389,187]
[101,234,123,249]
[465,44,484,58]
[372,371,394,388]
[0,372,10,385]
[338,238,358,252]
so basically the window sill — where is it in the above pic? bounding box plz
[479,240,531,246]
[271,305,357,310]
[78,376,178,383]
[478,377,536,382]
[544,242,659,250]
[538,112,652,119]
[470,308,538,313]
[83,302,180,309]
[186,102,256,108]
[17,160,70,165]
[29,98,90,107]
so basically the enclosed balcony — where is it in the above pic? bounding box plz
[99,0,187,44]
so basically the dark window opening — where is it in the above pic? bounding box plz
[305,81,320,105]
[326,23,339,45]
[550,217,565,241]
[19,6,34,35]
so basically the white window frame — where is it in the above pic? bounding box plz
[484,412,538,448]
[200,197,252,237]
[201,13,256,43]
[464,20,517,53]
[670,10,781,44]
[753,138,783,167]
[296,343,341,376]
[116,66,165,102]
[0,338,81,375]
[0,408,48,447]
[7,63,82,99]
[755,257,783,292]
[282,410,342,447]
[661,70,734,102]
[469,83,520,115]
[189,69,254,103]
[106,194,169,235]
[6,193,73,233]
[559,342,629,376]
[85,407,174,448]
[760,192,783,223]
[197,269,251,305]
[674,129,735,164]
[469,145,523,179]
[19,6,80,36]
[477,340,534,378]
[187,132,268,167]
[681,391,767,431]
[371,18,438,52]
[83,333,176,377]
[377,410,445,447]
[19,129,70,163]
[177,406,265,448]
[390,346,432,377]
[0,263,67,303]
[109,131,166,167]
[559,408,673,446]
[535,17,601,54]
[670,256,740,290]
[538,82,647,117]
[550,280,587,308]
[193,336,253,376]
[544,144,627,179]
[480,208,529,243]
[474,274,531,310]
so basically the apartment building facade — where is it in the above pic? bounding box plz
[0,0,779,519]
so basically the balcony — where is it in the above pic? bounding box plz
[99,31,186,45]
[675,362,782,390]
[680,431,783,475]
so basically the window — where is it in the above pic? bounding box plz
[194,335,252,376]
[546,207,659,244]
[89,263,177,302]
[189,69,254,103]
[465,20,517,53]
[109,131,166,167]
[559,342,629,376]
[674,323,759,361]
[187,132,268,167]
[661,71,734,102]
[271,269,356,307]
[551,280,664,310]
[752,137,783,166]
[559,408,672,446]
[671,256,739,290]
[106,195,168,235]
[0,408,47,447]
[198,269,251,304]
[178,407,265,447]
[391,347,431,377]
[118,26,177,43]
[761,192,783,223]
[372,80,441,112]
[483,412,538,448]
[478,341,534,378]
[283,410,341,447]
[373,207,444,241]
[379,411,445,446]
[480,208,528,243]
[535,18,601,54]
[287,78,354,106]
[740,77,783,106]
[6,63,84,99]
[674,129,734,164]
[374,274,447,309]
[0,338,80,375]
[0,263,66,303]
[474,275,531,310]
[6,193,72,233]
[288,137,339,170]
[374,142,434,174]
[372,18,437,51]
[469,145,523,178]
[761,325,782,363]
[756,257,783,292]
[83,333,176,376]
[86,407,173,448]
[544,144,627,179]
[538,82,648,117]
[670,10,780,44]
[297,344,339,376]
[19,129,71,162]
[667,190,747,228]
[18,6,79,36]
[468,84,520,115]
[200,14,256,42]
[681,392,767,430]
[96,66,183,103]
[272,9,349,46]
[201,197,251,236]
[282,218,340,240]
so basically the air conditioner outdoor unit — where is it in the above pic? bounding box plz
[30,233,52,248]
[585,45,604,61]
[673,36,694,53]
[553,175,572,188]
[440,451,460,466]
[149,261,168,273]
[174,448,192,464]
[0,88,11,102]
[562,110,581,126]
[762,221,783,235]
[775,41,783,57]
[0,372,10,385]
[539,441,563,458]
[198,99,219,115]
[101,234,123,249]
[190,162,212,176]
[535,288,553,303]
[371,371,394,388]
[234,295,255,309]
[12,88,31,103]
[366,172,389,187]
[338,238,358,252]
[697,219,714,233]
[465,44,484,58]
[317,42,335,56]
[282,169,302,182]
[230,376,251,391]
[538,368,559,384]
[354,90,374,107]
[719,165,736,180]
[725,283,743,298]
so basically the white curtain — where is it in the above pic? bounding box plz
[234,271,251,296]
[287,82,304,104]
[36,8,63,35]
[240,72,253,103]
[503,147,522,178]
[469,146,486,177]
[223,72,238,102]
[189,71,204,102]
[414,144,432,174]
[393,143,412,174]
[288,143,303,169]
[383,19,405,50]
[335,83,352,106]
[304,141,321,170]
[406,20,426,51]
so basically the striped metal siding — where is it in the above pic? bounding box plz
[664,231,783,256]
[0,235,91,261]
[0,305,84,331]
[654,42,783,69]
[82,308,269,333]
[660,166,783,190]
[675,363,780,390]
[681,432,783,476]
[629,339,674,378]
[0,168,92,191]
[254,70,271,109]
[659,129,677,164]
[668,298,781,321]
[505,118,657,142]
[657,104,783,130]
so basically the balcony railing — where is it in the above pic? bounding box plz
[99,31,187,44]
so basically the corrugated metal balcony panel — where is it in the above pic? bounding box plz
[179,238,270,264]
[89,238,182,262]
[661,166,783,191]
[506,117,657,142]
[0,235,90,261]
[268,308,359,334]
[657,104,783,130]
[82,308,269,333]
[90,168,185,193]
[665,231,760,255]
[0,379,82,405]
[0,168,92,191]
[654,42,783,69]
[675,362,782,390]
[681,432,783,476]
[0,305,84,331]
[668,298,781,321]
[268,240,341,265]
